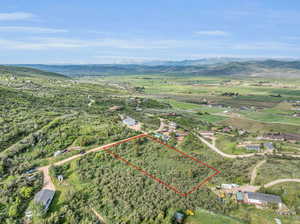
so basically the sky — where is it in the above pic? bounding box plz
[1,0,300,64]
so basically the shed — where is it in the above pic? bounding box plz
[236,192,244,202]
[34,189,55,212]
[53,150,62,157]
[57,175,64,182]
[174,212,185,223]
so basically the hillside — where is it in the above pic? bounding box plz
[16,60,300,78]
[0,65,68,79]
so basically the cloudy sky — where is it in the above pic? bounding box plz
[1,0,300,64]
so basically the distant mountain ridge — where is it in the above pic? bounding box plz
[0,65,68,79]
[9,59,300,78]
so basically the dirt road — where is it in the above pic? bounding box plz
[37,165,55,191]
[196,134,300,159]
[91,208,106,223]
[37,134,146,191]
[264,179,300,188]
[250,160,266,185]
[155,118,166,132]
[196,134,259,158]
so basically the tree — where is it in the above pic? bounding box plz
[19,186,33,199]
[8,204,18,217]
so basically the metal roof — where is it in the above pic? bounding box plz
[34,189,55,207]
[247,192,282,204]
[245,145,260,151]
[264,142,274,150]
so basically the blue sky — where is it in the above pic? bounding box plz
[1,0,300,64]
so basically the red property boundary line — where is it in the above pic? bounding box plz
[103,133,221,197]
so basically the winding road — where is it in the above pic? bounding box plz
[196,134,300,159]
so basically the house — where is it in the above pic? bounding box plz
[222,127,232,133]
[199,131,214,138]
[264,142,274,150]
[221,183,239,190]
[122,117,136,126]
[34,189,55,212]
[154,133,170,141]
[245,145,261,151]
[238,129,247,136]
[244,192,282,207]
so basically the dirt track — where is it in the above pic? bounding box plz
[264,179,300,188]
[250,160,266,185]
[37,134,146,191]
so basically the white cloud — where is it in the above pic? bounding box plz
[1,36,300,55]
[0,12,35,21]
[195,30,230,36]
[0,37,188,50]
[0,26,67,33]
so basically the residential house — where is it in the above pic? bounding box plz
[245,145,261,151]
[122,117,136,126]
[263,133,300,143]
[34,189,55,212]
[221,183,239,190]
[264,142,274,150]
[154,133,170,141]
[244,192,282,207]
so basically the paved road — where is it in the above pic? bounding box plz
[250,160,266,185]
